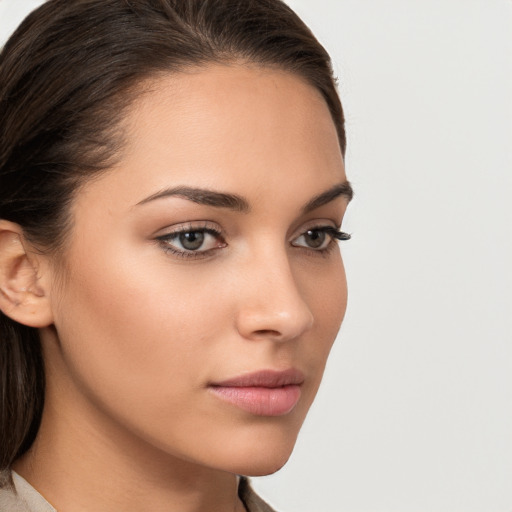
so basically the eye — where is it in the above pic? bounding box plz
[156,226,226,257]
[291,226,351,251]
[176,231,206,251]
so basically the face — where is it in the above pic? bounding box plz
[42,64,350,476]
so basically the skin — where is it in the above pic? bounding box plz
[9,64,350,512]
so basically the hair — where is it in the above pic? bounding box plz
[0,0,346,470]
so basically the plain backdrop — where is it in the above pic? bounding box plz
[1,1,511,511]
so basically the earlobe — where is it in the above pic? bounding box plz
[0,220,53,328]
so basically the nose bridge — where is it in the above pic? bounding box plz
[235,244,314,341]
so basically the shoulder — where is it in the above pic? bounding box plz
[0,469,27,512]
[1,470,278,512]
[0,470,56,512]
[239,477,278,512]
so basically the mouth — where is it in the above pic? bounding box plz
[208,369,304,417]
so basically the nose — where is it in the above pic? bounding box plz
[235,251,314,342]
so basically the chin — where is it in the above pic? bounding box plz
[227,451,292,477]
[241,456,291,477]
[212,426,299,477]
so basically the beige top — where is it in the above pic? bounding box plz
[0,470,276,512]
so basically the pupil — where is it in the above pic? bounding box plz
[180,231,204,250]
[306,230,325,248]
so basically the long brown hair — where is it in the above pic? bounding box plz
[0,0,346,470]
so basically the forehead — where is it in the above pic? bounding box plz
[76,64,345,213]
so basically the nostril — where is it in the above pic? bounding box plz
[253,329,281,337]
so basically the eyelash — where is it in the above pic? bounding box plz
[155,224,351,260]
[155,222,225,259]
[291,226,351,259]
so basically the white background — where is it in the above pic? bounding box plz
[1,1,511,511]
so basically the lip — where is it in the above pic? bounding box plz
[208,369,304,416]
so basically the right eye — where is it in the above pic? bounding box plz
[156,226,226,258]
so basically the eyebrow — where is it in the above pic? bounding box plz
[302,181,354,213]
[136,186,250,212]
[135,181,353,213]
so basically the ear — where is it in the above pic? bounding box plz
[0,220,54,328]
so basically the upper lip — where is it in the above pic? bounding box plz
[210,368,305,388]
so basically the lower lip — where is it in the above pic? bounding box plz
[209,385,302,416]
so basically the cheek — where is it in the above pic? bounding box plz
[49,246,247,462]
[305,253,347,333]
[51,244,231,407]
[295,254,347,387]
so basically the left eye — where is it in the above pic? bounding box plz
[157,228,224,253]
[292,227,350,250]
[292,228,332,250]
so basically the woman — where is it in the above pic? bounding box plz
[0,0,352,510]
